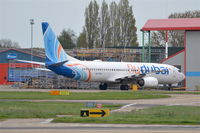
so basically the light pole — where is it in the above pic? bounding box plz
[30,19,34,68]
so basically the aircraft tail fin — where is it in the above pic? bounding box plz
[41,22,78,65]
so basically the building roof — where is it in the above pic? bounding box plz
[141,18,200,31]
[0,48,45,59]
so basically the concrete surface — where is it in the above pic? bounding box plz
[1,94,200,106]
[1,119,200,133]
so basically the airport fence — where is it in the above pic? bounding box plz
[1,67,100,90]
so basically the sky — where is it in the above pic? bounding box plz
[0,0,200,48]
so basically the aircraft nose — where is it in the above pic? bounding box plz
[180,73,185,80]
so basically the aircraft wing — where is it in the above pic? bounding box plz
[114,74,146,82]
[113,70,164,83]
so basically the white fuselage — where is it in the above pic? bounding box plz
[66,61,185,84]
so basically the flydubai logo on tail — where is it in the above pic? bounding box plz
[57,44,63,60]
[42,22,68,64]
[127,64,170,75]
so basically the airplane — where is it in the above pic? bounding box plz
[20,22,185,90]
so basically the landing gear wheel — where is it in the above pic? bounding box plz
[137,79,144,87]
[168,84,172,91]
[99,83,108,90]
[120,85,129,90]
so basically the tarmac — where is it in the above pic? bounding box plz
[1,119,200,133]
[0,94,200,106]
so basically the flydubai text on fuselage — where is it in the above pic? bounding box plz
[47,61,181,84]
[42,22,185,88]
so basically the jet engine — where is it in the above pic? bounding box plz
[138,77,158,88]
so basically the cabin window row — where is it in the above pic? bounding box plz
[82,68,140,72]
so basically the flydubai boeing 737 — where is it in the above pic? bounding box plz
[22,22,185,90]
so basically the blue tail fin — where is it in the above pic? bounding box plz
[41,22,78,65]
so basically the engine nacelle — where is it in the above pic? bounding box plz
[138,77,158,88]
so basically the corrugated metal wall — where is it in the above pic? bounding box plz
[186,31,200,90]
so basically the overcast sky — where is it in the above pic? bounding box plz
[0,0,200,48]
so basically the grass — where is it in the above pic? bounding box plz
[0,91,170,100]
[156,91,200,95]
[0,101,200,125]
[0,101,121,120]
[54,105,200,125]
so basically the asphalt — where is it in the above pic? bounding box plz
[1,119,200,133]
[0,94,200,106]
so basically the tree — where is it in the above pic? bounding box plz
[77,28,88,48]
[151,10,200,47]
[118,0,137,47]
[0,39,20,48]
[109,1,119,46]
[83,0,138,48]
[58,29,76,49]
[85,0,99,48]
[150,31,166,47]
[98,0,110,48]
[168,10,200,18]
[126,6,138,46]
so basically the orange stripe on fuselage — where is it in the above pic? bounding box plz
[86,69,91,82]
[66,63,91,81]
[67,63,81,67]
[57,44,62,59]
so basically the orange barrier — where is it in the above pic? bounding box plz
[50,90,70,95]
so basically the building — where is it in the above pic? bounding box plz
[0,48,45,84]
[0,48,98,89]
[142,18,200,90]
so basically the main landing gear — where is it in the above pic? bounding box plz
[99,83,130,90]
[120,84,129,90]
[99,83,108,90]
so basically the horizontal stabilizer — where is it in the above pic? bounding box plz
[35,68,51,71]
[47,60,68,67]
[17,60,45,65]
